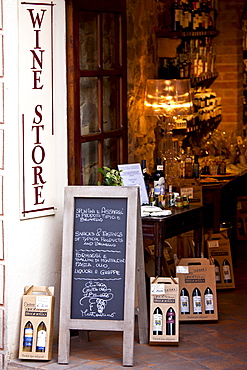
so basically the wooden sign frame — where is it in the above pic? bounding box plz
[58,186,148,366]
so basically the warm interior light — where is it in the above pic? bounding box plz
[144,79,193,119]
[144,79,193,187]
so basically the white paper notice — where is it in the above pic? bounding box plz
[208,240,219,248]
[151,283,165,295]
[176,266,189,274]
[118,163,149,205]
[36,296,50,309]
[180,187,193,198]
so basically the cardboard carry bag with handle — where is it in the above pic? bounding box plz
[19,285,55,361]
[176,258,218,321]
[150,276,179,345]
[178,178,203,206]
[206,231,235,289]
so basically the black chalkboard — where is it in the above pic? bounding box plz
[58,186,148,366]
[71,197,127,320]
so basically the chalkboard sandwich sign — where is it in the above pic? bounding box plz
[58,186,148,366]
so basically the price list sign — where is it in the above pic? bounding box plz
[71,197,127,320]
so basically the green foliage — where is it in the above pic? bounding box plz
[98,166,123,186]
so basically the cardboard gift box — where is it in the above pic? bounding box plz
[19,286,55,361]
[149,277,179,345]
[178,178,203,206]
[206,231,235,289]
[176,258,218,321]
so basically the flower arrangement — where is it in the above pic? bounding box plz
[97,166,123,186]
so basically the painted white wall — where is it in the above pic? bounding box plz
[4,0,67,361]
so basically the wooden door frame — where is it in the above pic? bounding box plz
[66,0,128,185]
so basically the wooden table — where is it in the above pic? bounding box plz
[142,205,204,277]
[202,171,247,265]
[202,172,247,231]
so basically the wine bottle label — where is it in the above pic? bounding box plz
[166,312,175,324]
[215,266,221,282]
[193,296,202,313]
[154,177,165,187]
[175,10,180,23]
[156,165,163,171]
[36,330,46,350]
[180,296,189,313]
[23,328,33,347]
[153,313,162,331]
[223,265,231,280]
[205,293,214,311]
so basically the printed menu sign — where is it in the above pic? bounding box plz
[71,197,127,320]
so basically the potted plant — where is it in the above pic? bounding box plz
[97,166,123,186]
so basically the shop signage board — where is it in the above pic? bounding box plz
[58,186,148,366]
[18,1,56,219]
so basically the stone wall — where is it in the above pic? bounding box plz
[126,0,161,173]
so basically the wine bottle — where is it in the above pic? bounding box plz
[153,307,163,335]
[36,321,47,352]
[222,259,232,283]
[141,159,151,196]
[166,307,175,335]
[193,154,200,178]
[218,158,226,175]
[214,259,221,283]
[192,287,202,314]
[185,147,193,178]
[180,287,190,314]
[204,287,214,314]
[171,0,182,32]
[167,185,174,208]
[153,158,165,196]
[149,188,156,206]
[182,0,192,31]
[23,321,33,352]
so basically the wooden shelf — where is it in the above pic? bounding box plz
[173,115,221,134]
[156,29,219,39]
[190,72,219,88]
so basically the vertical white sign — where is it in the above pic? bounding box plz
[19,1,56,219]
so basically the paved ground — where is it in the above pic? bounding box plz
[8,243,247,370]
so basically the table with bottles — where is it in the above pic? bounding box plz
[142,205,204,277]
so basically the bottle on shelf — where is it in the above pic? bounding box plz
[141,159,151,196]
[204,287,214,314]
[214,259,221,283]
[185,147,193,178]
[222,259,232,283]
[153,158,165,197]
[153,307,163,335]
[178,141,185,178]
[193,154,200,178]
[36,321,47,352]
[166,307,176,335]
[192,287,202,314]
[23,321,34,352]
[170,0,182,32]
[180,287,190,314]
[181,0,192,31]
